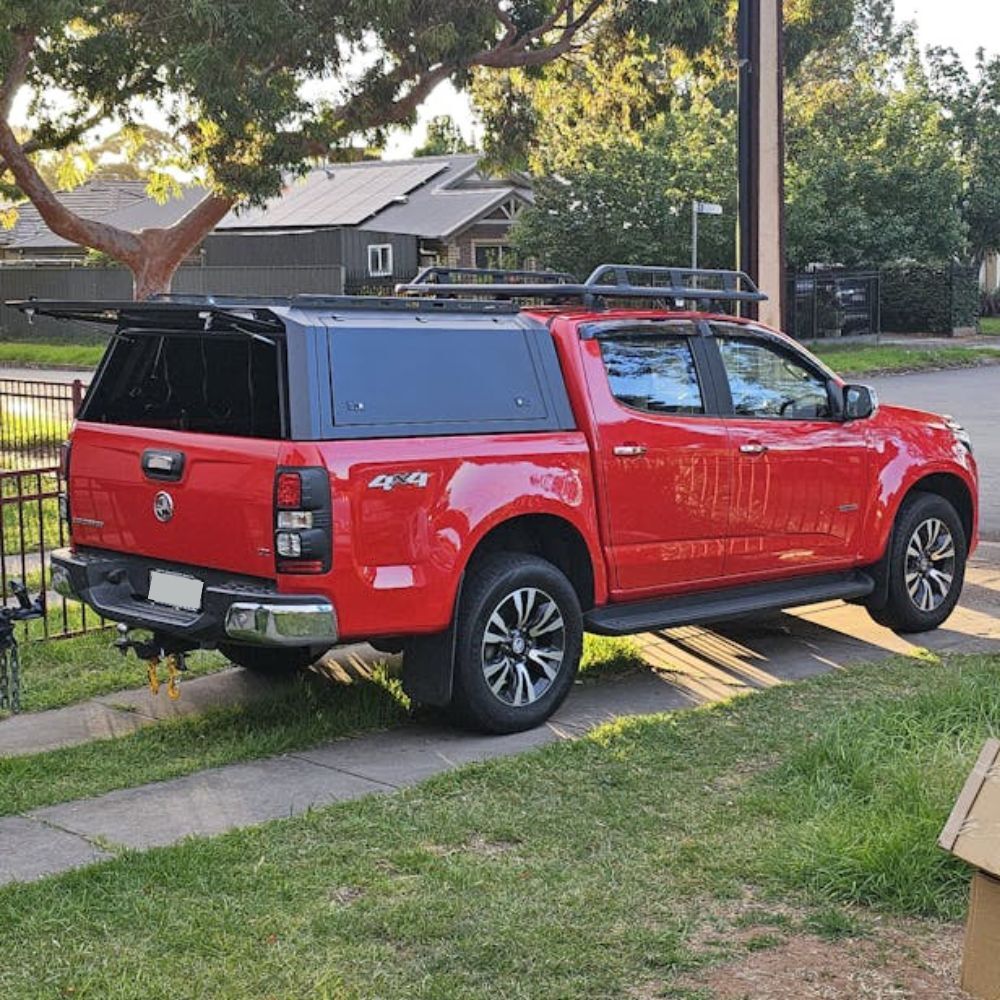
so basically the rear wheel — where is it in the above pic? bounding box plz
[218,644,318,675]
[448,552,582,734]
[868,492,966,634]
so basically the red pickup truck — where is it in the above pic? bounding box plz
[29,265,977,733]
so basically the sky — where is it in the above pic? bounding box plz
[896,0,998,65]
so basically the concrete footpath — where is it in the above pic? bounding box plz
[2,547,1000,886]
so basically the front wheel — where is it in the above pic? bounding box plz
[448,553,583,734]
[868,492,967,634]
[218,644,319,675]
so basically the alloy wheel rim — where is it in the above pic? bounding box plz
[904,517,956,613]
[481,587,566,707]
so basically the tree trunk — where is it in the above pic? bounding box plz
[131,253,183,300]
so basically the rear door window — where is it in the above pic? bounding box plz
[598,333,704,416]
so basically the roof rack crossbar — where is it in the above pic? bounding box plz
[397,263,767,305]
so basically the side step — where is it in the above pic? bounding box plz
[584,571,876,636]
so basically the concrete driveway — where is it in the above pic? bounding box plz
[869,365,1000,538]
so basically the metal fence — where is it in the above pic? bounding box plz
[0,378,84,470]
[0,382,103,639]
[785,270,881,340]
[0,466,103,640]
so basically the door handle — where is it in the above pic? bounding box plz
[739,443,768,455]
[613,444,647,458]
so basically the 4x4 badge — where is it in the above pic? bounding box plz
[153,491,174,522]
[368,472,430,492]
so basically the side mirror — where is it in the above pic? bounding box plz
[842,383,878,421]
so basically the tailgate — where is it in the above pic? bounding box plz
[69,423,280,578]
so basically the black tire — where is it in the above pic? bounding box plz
[448,552,583,734]
[867,492,967,634]
[218,644,318,675]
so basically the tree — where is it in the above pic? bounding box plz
[0,2,677,298]
[928,48,1000,265]
[511,98,736,277]
[472,0,857,173]
[784,15,966,267]
[415,115,475,157]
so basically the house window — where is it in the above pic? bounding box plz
[367,243,393,278]
[474,243,517,270]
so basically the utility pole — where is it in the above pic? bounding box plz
[738,0,786,329]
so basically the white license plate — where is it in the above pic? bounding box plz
[147,570,204,612]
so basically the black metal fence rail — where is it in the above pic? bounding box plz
[785,270,881,340]
[0,466,103,640]
[0,378,84,470]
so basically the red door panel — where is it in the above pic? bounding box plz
[581,328,731,596]
[713,330,871,580]
[724,419,869,579]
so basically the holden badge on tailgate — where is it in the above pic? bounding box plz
[153,491,175,523]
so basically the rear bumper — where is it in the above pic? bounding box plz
[51,547,338,648]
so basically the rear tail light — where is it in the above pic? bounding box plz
[273,467,331,574]
[276,472,302,509]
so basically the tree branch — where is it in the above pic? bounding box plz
[474,0,602,68]
[0,120,144,263]
[0,29,35,120]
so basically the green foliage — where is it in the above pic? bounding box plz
[928,49,1000,262]
[1,3,638,208]
[880,264,980,334]
[511,101,736,276]
[785,13,966,269]
[414,115,475,157]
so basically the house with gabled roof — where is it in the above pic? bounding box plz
[215,153,534,283]
[0,155,533,291]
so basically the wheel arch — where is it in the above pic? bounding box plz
[866,471,975,611]
[462,513,599,612]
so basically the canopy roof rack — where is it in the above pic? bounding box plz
[397,263,768,307]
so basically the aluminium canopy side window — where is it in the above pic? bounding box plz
[81,324,288,439]
[324,321,575,438]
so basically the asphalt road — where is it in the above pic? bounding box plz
[869,366,1000,539]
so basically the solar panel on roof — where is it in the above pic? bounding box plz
[218,161,447,229]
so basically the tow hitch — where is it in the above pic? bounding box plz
[115,626,189,700]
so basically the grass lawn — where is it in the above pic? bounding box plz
[0,340,104,369]
[813,341,1000,377]
[982,316,1000,336]
[0,635,642,815]
[0,652,993,999]
[13,630,227,714]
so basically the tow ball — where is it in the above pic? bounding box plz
[115,626,188,700]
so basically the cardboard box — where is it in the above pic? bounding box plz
[941,740,1000,998]
[963,871,1000,998]
[940,739,1000,878]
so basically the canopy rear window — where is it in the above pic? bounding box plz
[81,330,286,439]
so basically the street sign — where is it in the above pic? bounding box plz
[695,201,724,216]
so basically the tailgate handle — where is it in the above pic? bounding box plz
[141,449,185,482]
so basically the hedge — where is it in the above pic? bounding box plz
[880,263,980,334]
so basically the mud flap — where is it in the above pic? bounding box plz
[401,574,463,707]
[401,626,456,707]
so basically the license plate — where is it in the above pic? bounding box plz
[147,570,204,612]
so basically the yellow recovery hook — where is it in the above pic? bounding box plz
[115,626,188,700]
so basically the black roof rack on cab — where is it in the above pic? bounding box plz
[396,263,768,308]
